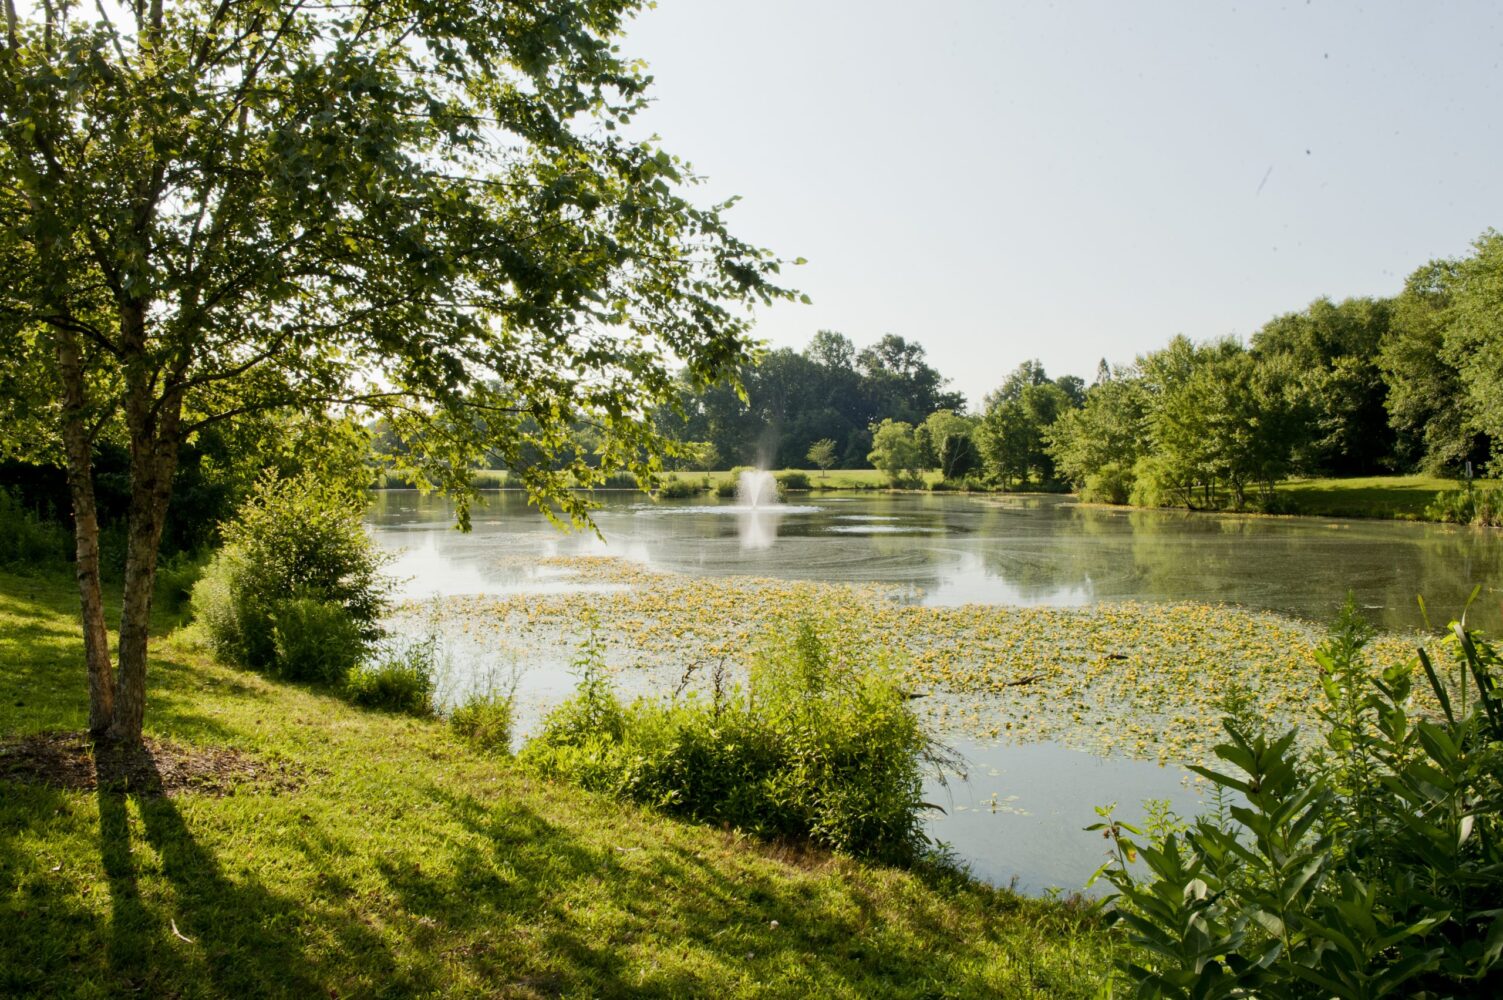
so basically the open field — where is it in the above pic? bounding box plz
[0,569,1111,999]
[1274,474,1486,520]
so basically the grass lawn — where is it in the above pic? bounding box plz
[1274,474,1482,520]
[0,569,1113,999]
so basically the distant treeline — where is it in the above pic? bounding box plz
[654,228,1502,506]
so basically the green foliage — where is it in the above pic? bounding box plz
[450,693,516,755]
[1081,461,1136,506]
[153,549,209,614]
[979,361,1078,488]
[775,470,812,491]
[713,477,739,498]
[190,473,391,682]
[1093,603,1503,997]
[271,598,368,686]
[655,475,703,499]
[0,488,70,569]
[1426,485,1503,526]
[806,438,839,476]
[867,419,924,485]
[939,430,981,481]
[521,621,947,863]
[1447,231,1503,448]
[344,640,437,717]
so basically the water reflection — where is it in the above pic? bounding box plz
[368,490,1503,632]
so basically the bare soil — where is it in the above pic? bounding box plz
[0,730,301,796]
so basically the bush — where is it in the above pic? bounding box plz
[272,597,367,685]
[655,476,702,499]
[450,693,515,754]
[190,472,391,682]
[0,489,71,569]
[1080,461,1134,505]
[1426,485,1503,526]
[1092,600,1503,997]
[345,638,436,716]
[714,478,738,498]
[521,622,950,863]
[597,470,638,490]
[775,470,812,491]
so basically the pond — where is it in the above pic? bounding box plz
[368,489,1503,893]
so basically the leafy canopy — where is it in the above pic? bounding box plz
[0,0,794,523]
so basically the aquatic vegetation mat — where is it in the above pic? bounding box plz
[398,556,1437,767]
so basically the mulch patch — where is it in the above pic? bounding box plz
[0,731,302,797]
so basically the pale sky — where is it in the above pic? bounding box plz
[622,0,1503,408]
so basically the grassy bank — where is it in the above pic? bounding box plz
[0,569,1112,999]
[1274,474,1488,521]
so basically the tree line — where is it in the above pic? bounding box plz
[661,229,1501,505]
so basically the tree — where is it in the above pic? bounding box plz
[856,334,964,423]
[867,419,922,484]
[1445,231,1503,450]
[0,1,791,744]
[978,361,1076,488]
[1047,373,1150,500]
[1251,296,1393,475]
[915,409,973,470]
[806,438,837,478]
[1378,259,1485,473]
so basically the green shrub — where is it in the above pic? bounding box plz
[714,478,738,498]
[655,476,702,499]
[1092,600,1503,996]
[450,692,515,754]
[929,478,958,492]
[271,597,367,685]
[190,472,391,681]
[1426,485,1503,526]
[345,638,436,716]
[775,470,812,491]
[598,470,638,490]
[521,622,949,863]
[1080,461,1134,505]
[0,489,71,569]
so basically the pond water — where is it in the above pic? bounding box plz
[368,489,1503,892]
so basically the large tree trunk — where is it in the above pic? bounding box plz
[109,408,181,744]
[107,302,182,745]
[55,330,116,736]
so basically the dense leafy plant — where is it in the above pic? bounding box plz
[521,621,950,863]
[450,693,516,755]
[191,473,390,683]
[344,653,436,717]
[1092,600,1503,997]
[1426,485,1503,527]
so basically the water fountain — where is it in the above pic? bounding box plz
[737,469,778,509]
[736,469,779,549]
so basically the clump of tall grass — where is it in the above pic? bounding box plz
[520,620,954,863]
[344,633,438,716]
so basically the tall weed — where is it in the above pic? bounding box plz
[1092,598,1503,997]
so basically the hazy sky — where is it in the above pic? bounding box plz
[622,0,1503,407]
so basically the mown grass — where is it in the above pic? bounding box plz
[1274,474,1488,521]
[0,568,1113,999]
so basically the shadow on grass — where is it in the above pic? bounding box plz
[91,744,396,999]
